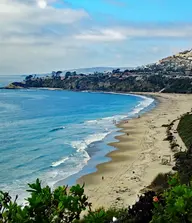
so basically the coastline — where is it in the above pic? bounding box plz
[62,91,155,186]
[77,93,192,210]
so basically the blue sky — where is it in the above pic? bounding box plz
[64,0,192,22]
[0,0,192,75]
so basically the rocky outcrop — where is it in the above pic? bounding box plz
[5,82,26,89]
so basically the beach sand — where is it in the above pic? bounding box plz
[77,93,192,210]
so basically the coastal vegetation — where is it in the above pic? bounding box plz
[0,181,91,223]
[5,73,192,93]
[1,112,192,223]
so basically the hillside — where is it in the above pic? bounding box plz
[136,49,192,76]
[4,49,192,93]
[159,49,192,70]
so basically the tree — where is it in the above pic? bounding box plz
[72,71,77,76]
[112,68,120,74]
[56,71,62,76]
[65,71,71,79]
[25,75,33,81]
[52,71,56,79]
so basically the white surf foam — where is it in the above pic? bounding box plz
[129,96,154,116]
[51,157,69,167]
[46,157,90,189]
[50,131,111,170]
[71,132,110,153]
[85,115,127,125]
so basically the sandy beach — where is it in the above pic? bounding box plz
[77,93,192,210]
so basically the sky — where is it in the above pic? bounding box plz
[0,0,192,75]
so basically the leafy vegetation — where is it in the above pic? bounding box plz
[151,183,192,223]
[123,191,157,223]
[79,208,127,223]
[1,175,192,223]
[0,179,91,223]
[4,71,192,93]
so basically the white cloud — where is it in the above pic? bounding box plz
[75,25,192,42]
[123,26,192,38]
[0,0,192,75]
[0,0,91,74]
[0,0,88,25]
[75,29,127,41]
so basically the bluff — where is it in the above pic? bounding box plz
[5,49,192,93]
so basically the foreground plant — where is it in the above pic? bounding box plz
[0,179,91,223]
[151,180,192,223]
[79,207,127,223]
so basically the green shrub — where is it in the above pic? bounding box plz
[151,183,192,223]
[119,191,158,223]
[79,208,127,223]
[0,179,91,223]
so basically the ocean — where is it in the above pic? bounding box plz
[0,75,155,202]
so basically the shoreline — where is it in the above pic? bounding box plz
[62,91,155,186]
[63,92,156,186]
[77,93,192,210]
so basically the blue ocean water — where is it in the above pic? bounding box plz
[0,75,155,202]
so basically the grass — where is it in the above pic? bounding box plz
[177,113,192,149]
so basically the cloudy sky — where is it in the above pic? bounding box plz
[0,0,192,75]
